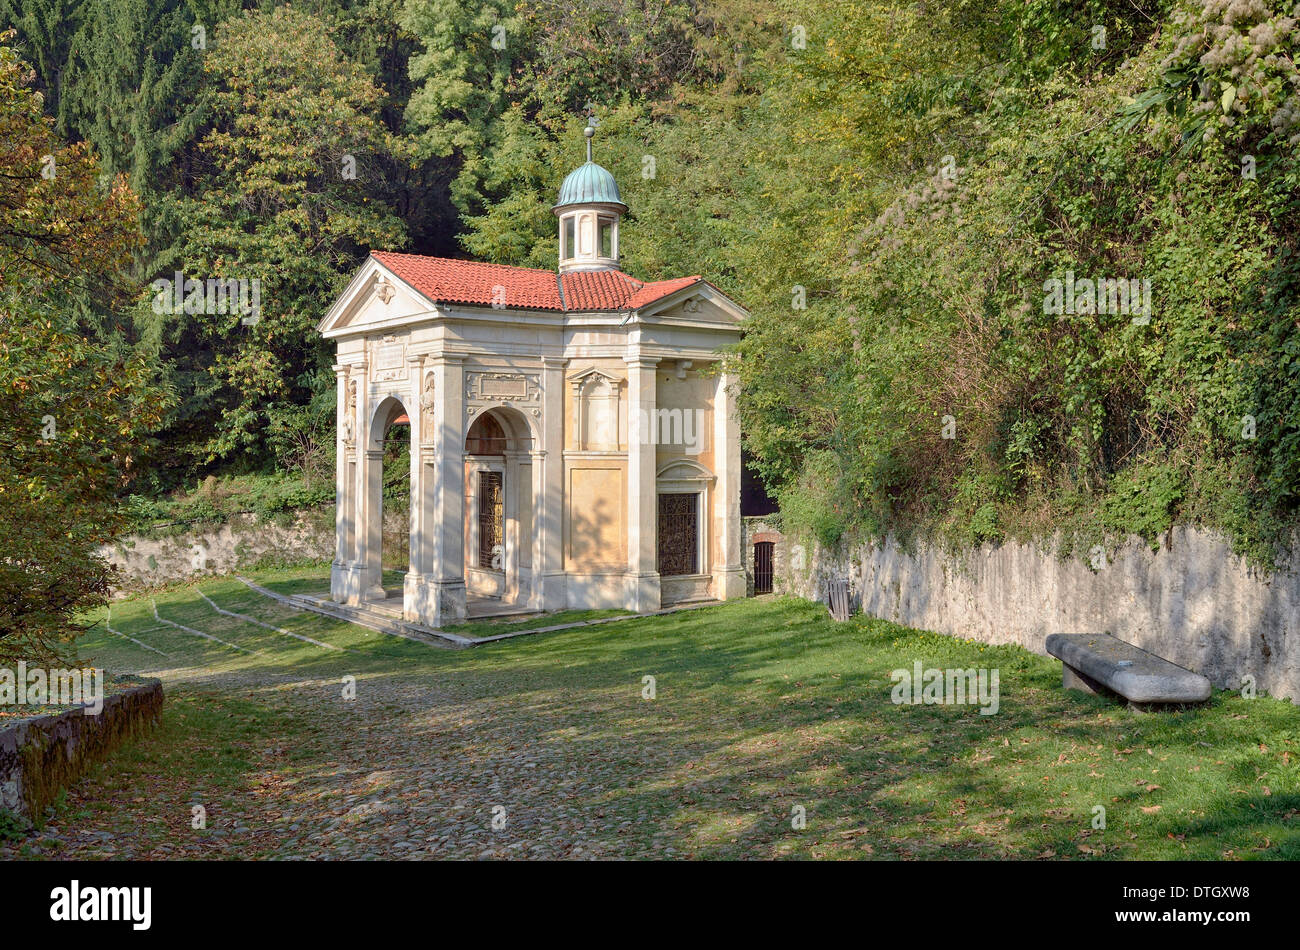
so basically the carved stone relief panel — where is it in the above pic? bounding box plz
[372,335,407,382]
[420,371,436,444]
[464,370,542,418]
[342,377,358,445]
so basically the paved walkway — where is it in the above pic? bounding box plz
[5,663,692,860]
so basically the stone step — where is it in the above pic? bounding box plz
[233,576,471,649]
[289,593,474,649]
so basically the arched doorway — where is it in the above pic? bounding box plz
[463,407,537,610]
[753,540,775,594]
[362,394,414,604]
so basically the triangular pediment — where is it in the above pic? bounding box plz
[319,257,436,338]
[567,367,624,387]
[637,282,746,327]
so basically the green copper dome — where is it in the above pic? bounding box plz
[554,161,626,212]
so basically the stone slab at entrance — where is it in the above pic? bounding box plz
[1045,633,1212,704]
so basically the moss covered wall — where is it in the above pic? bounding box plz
[0,678,163,825]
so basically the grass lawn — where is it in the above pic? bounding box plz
[9,563,1298,860]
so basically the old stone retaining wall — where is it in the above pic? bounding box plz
[742,518,1300,703]
[0,677,164,824]
[99,505,405,591]
[99,509,335,591]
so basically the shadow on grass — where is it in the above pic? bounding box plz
[70,576,1300,861]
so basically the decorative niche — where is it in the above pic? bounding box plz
[568,367,624,451]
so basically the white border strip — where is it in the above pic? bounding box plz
[104,608,172,657]
[197,590,344,652]
[151,599,259,655]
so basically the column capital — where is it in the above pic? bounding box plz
[331,362,351,375]
[541,356,569,369]
[624,354,661,369]
[429,352,466,365]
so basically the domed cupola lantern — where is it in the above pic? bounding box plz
[554,125,627,273]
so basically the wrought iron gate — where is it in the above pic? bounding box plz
[753,540,774,594]
[657,493,698,576]
[477,471,503,570]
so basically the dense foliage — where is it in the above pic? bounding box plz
[745,0,1300,566]
[1,0,1298,618]
[1,35,166,662]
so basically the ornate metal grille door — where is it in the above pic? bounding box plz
[657,493,698,576]
[477,471,503,570]
[753,541,774,594]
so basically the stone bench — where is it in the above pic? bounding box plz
[1045,633,1212,705]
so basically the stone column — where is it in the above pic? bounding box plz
[403,356,429,621]
[503,449,523,603]
[625,355,661,612]
[349,362,373,604]
[537,357,567,610]
[424,354,467,626]
[528,445,548,610]
[712,368,746,599]
[360,446,384,600]
[330,363,350,601]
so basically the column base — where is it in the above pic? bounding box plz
[537,573,567,612]
[713,567,747,601]
[357,561,385,601]
[403,575,467,628]
[333,562,363,605]
[625,571,661,614]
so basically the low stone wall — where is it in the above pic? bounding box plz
[99,505,418,592]
[743,519,1300,703]
[100,509,335,591]
[0,677,164,824]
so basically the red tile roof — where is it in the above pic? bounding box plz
[371,251,702,314]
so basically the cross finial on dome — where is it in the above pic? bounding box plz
[554,121,625,272]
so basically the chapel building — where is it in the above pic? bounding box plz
[318,127,748,627]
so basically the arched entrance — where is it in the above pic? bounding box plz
[463,406,539,612]
[361,394,414,603]
[753,540,775,594]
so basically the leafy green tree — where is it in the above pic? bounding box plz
[738,0,1300,563]
[142,5,406,469]
[514,0,705,111]
[401,0,522,211]
[58,0,239,270]
[0,34,141,295]
[0,0,83,129]
[0,37,166,663]
[302,0,463,255]
[0,303,167,665]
